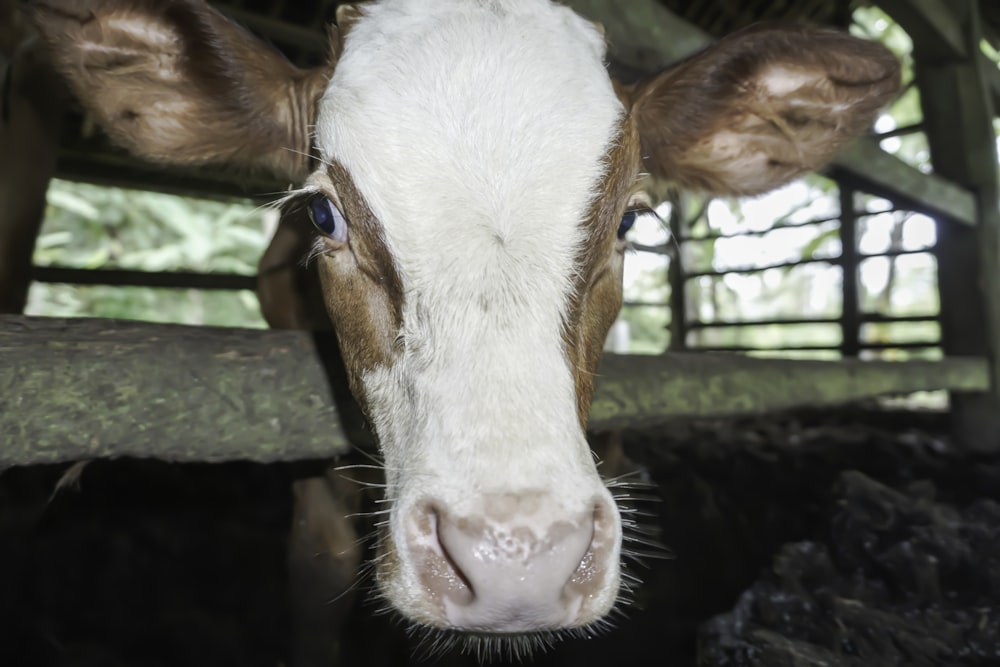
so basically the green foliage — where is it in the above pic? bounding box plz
[28,180,270,328]
[618,306,670,354]
[620,259,671,353]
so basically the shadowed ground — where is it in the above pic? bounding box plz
[2,404,998,666]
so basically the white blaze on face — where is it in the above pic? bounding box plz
[315,0,625,628]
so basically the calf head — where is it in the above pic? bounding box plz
[33,0,899,651]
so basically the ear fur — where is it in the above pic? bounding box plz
[31,0,335,182]
[335,3,370,36]
[629,24,901,196]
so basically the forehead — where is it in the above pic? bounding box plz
[314,0,624,293]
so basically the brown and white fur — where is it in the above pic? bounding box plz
[31,0,900,656]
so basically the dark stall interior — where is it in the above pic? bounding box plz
[4,407,1000,666]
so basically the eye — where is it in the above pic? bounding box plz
[307,194,349,245]
[619,207,649,240]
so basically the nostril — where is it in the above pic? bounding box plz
[426,505,475,604]
[421,496,605,631]
[568,500,618,589]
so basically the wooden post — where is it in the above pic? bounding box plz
[904,0,1000,450]
[839,185,861,357]
[668,192,688,351]
[0,7,66,313]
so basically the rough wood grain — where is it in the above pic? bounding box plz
[1,316,989,466]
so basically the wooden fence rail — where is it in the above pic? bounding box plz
[0,316,989,467]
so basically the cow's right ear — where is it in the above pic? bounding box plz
[627,24,901,197]
[31,0,338,182]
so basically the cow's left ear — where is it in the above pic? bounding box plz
[627,25,901,197]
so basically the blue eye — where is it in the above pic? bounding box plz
[307,194,348,244]
[618,208,642,239]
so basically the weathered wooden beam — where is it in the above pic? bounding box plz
[565,0,712,74]
[906,0,1000,451]
[1,316,989,466]
[828,139,977,226]
[0,316,356,466]
[984,55,1000,119]
[876,0,967,62]
[591,352,987,430]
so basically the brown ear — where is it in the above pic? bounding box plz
[31,0,335,182]
[629,24,901,197]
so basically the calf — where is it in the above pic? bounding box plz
[32,0,899,654]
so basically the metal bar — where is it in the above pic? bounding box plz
[873,122,926,140]
[678,207,909,244]
[692,341,941,353]
[860,248,936,259]
[687,314,941,330]
[31,266,258,292]
[680,213,856,243]
[689,317,838,329]
[684,247,934,279]
[859,313,940,323]
[684,257,835,279]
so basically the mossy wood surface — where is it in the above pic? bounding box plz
[1,316,989,465]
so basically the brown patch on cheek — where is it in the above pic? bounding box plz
[563,114,641,427]
[316,162,404,410]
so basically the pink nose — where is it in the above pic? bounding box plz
[412,493,615,633]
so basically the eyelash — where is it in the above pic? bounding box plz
[619,206,654,239]
[306,193,349,245]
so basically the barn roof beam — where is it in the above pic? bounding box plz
[876,0,1000,116]
[566,0,713,73]
[876,0,967,61]
[568,0,977,225]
